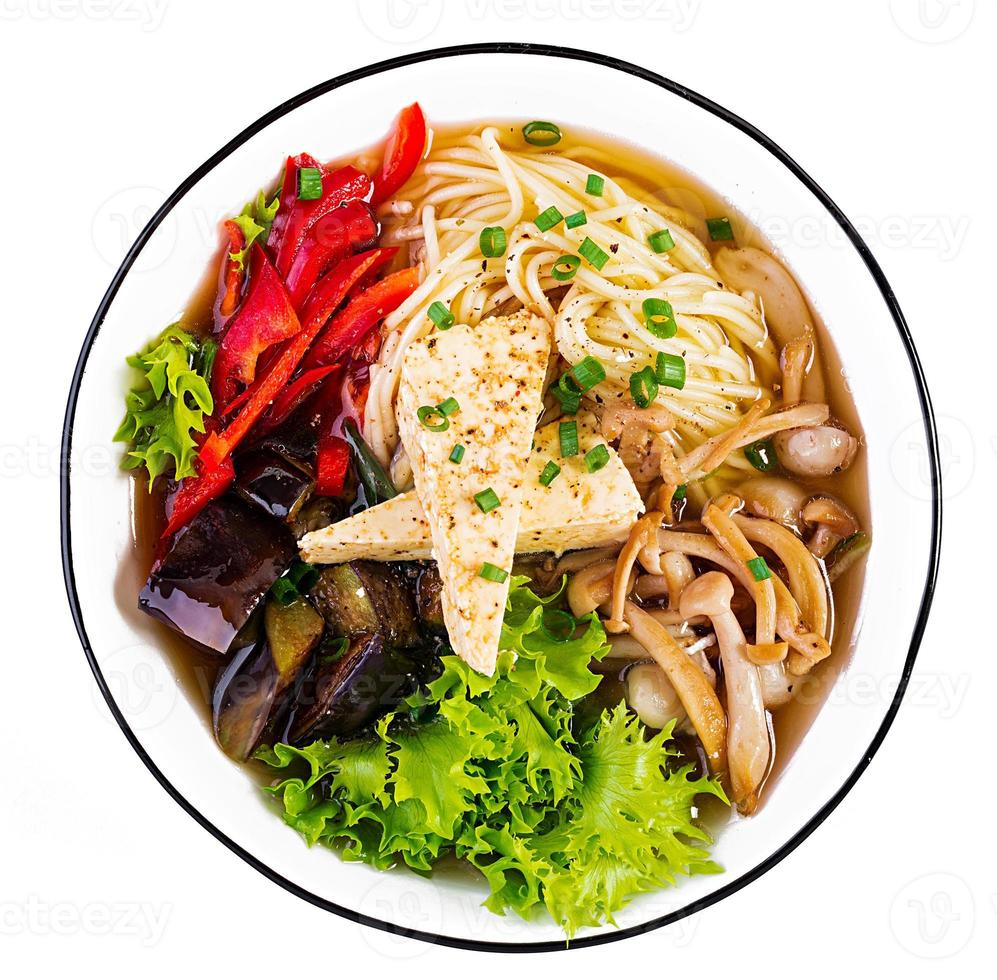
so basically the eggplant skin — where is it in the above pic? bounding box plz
[287,634,414,744]
[309,561,419,649]
[415,564,446,632]
[212,633,278,762]
[234,449,314,522]
[139,496,295,654]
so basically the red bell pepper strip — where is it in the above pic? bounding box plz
[370,103,427,207]
[284,200,378,310]
[211,245,302,410]
[255,365,338,437]
[197,256,395,474]
[217,221,245,319]
[270,160,371,280]
[302,267,420,370]
[161,453,234,539]
[315,435,351,497]
[300,247,397,334]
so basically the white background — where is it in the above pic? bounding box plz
[0,0,991,974]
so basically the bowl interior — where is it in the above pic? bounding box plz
[65,48,937,948]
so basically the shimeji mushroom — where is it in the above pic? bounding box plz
[773,424,858,478]
[802,495,860,559]
[680,571,771,815]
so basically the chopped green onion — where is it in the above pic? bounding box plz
[648,228,676,253]
[436,396,460,417]
[427,301,454,329]
[479,562,509,583]
[654,351,686,390]
[641,298,677,339]
[559,420,579,457]
[298,167,323,201]
[474,487,501,513]
[565,210,587,229]
[568,356,606,392]
[522,120,562,146]
[551,377,581,414]
[479,226,507,258]
[585,444,610,473]
[747,556,772,582]
[673,484,687,501]
[417,405,449,431]
[585,173,604,196]
[744,438,777,472]
[287,559,320,593]
[344,419,398,504]
[449,443,465,464]
[706,217,734,241]
[552,254,581,281]
[539,460,561,486]
[540,608,576,643]
[270,576,299,606]
[629,366,659,408]
[535,206,564,232]
[578,237,609,270]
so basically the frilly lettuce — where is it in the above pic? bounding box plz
[258,576,726,937]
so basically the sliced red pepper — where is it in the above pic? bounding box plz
[270,160,371,280]
[284,200,378,310]
[198,255,396,474]
[302,267,420,370]
[370,103,427,207]
[301,247,397,334]
[161,453,235,539]
[315,435,351,497]
[212,245,302,411]
[255,364,338,437]
[217,220,245,319]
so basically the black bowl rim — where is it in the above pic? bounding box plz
[61,41,942,954]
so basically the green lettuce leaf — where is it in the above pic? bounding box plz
[114,324,213,485]
[228,189,280,270]
[258,577,726,938]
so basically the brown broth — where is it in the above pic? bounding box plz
[129,117,870,814]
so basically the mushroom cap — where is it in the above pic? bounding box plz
[679,570,735,620]
[773,425,858,477]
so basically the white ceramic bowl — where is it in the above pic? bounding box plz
[62,44,940,952]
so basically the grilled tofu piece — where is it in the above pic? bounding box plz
[299,414,643,563]
[396,310,551,675]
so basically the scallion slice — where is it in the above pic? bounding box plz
[298,167,323,201]
[449,444,465,464]
[648,228,676,253]
[540,608,576,643]
[673,484,687,501]
[747,556,772,581]
[641,298,677,339]
[479,562,509,583]
[479,225,507,258]
[585,173,604,196]
[437,396,460,417]
[270,576,299,606]
[417,405,449,432]
[559,420,579,457]
[551,377,581,414]
[578,237,609,271]
[565,210,587,229]
[427,301,455,329]
[551,254,581,281]
[568,356,606,392]
[629,366,659,408]
[539,460,561,486]
[535,206,564,233]
[744,438,777,472]
[474,487,501,513]
[654,351,686,389]
[585,444,610,473]
[706,217,734,241]
[522,120,562,146]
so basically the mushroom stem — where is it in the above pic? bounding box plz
[679,572,770,814]
[623,601,728,774]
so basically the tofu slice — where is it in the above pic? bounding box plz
[299,414,644,563]
[396,310,551,675]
